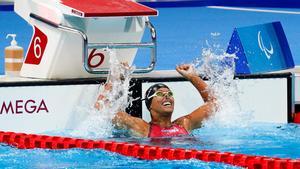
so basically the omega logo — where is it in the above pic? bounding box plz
[0,99,49,114]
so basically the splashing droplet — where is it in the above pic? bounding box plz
[71,49,135,138]
[194,38,253,128]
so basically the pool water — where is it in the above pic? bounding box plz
[191,123,300,159]
[1,122,299,168]
[112,122,300,159]
[0,147,241,168]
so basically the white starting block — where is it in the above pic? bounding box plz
[14,0,157,79]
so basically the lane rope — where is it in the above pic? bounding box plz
[0,131,299,169]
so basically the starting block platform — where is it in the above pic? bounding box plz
[60,0,157,17]
[14,0,158,79]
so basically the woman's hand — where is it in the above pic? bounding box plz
[176,64,198,80]
[94,83,112,110]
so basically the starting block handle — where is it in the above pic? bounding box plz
[29,13,157,74]
[86,20,157,74]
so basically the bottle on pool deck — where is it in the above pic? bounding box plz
[5,34,24,76]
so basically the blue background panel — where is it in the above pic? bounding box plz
[239,23,287,73]
[228,22,294,74]
[226,29,250,74]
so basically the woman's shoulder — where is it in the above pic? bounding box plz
[172,115,192,131]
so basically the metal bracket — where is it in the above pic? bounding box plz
[30,13,157,74]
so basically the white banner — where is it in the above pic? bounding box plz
[142,78,289,124]
[0,84,99,133]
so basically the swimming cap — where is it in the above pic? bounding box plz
[144,83,170,110]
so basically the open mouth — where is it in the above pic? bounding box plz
[162,101,172,106]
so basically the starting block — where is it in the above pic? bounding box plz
[14,0,158,79]
[226,22,294,74]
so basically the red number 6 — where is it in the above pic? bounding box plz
[88,49,105,68]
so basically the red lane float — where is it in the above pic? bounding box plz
[293,112,300,123]
[0,131,299,169]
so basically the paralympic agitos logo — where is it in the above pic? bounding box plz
[258,31,274,60]
[0,99,49,114]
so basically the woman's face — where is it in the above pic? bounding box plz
[149,87,174,116]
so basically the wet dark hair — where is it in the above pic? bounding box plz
[144,83,170,110]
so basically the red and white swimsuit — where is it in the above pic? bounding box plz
[148,123,189,137]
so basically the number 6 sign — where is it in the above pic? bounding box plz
[88,49,105,68]
[25,26,48,65]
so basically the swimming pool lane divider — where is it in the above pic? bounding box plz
[0,131,299,169]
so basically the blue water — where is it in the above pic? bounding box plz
[0,147,240,168]
[112,123,300,159]
[0,123,299,168]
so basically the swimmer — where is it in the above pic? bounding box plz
[96,64,216,137]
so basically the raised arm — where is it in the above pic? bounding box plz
[94,62,150,137]
[95,83,149,137]
[174,64,216,131]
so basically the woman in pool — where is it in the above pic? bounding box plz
[97,64,216,137]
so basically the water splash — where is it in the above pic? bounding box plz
[194,36,253,128]
[71,49,134,138]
